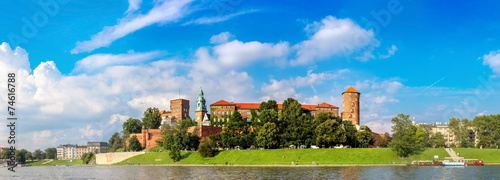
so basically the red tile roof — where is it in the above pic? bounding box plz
[211,100,338,110]
[211,100,235,105]
[343,86,360,93]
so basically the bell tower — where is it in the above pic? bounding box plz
[342,86,360,125]
[195,87,208,124]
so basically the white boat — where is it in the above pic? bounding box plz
[442,161,465,166]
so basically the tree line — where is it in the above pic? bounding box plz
[1,148,57,164]
[390,113,500,157]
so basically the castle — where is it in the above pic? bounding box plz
[130,86,361,149]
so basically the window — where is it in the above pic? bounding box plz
[217,111,220,115]
[351,108,354,113]
[349,114,352,118]
[302,113,306,115]
[311,113,315,117]
[349,98,351,101]
[247,118,251,122]
[352,103,355,107]
[175,114,178,117]
[247,111,251,116]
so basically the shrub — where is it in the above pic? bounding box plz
[169,145,181,162]
[198,138,215,158]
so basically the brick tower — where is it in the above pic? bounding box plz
[342,86,360,125]
[170,99,190,124]
[195,87,208,124]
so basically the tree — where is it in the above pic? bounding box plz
[198,138,215,158]
[258,109,278,125]
[25,152,33,161]
[45,148,57,159]
[176,117,196,130]
[128,135,143,151]
[15,149,28,163]
[81,152,95,164]
[391,114,417,157]
[359,125,372,132]
[122,118,142,134]
[315,119,346,147]
[1,148,10,159]
[259,100,278,111]
[473,114,500,148]
[415,128,427,147]
[33,149,44,160]
[449,117,474,148]
[282,98,302,123]
[343,120,358,147]
[142,107,162,129]
[429,132,446,148]
[356,131,374,147]
[108,132,124,152]
[169,145,181,162]
[256,122,279,148]
[374,133,391,147]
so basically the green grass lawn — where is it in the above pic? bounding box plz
[453,148,500,163]
[116,148,450,165]
[24,160,50,166]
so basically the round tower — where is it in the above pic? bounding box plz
[342,86,360,125]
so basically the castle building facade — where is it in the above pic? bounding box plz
[210,87,361,126]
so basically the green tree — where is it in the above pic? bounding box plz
[176,116,196,130]
[169,145,181,162]
[45,148,57,159]
[315,112,340,126]
[128,135,143,151]
[429,132,446,148]
[142,107,162,129]
[81,152,95,164]
[374,133,391,147]
[1,148,10,159]
[122,118,142,133]
[391,114,417,157]
[342,120,358,147]
[356,131,374,147]
[359,125,372,132]
[108,132,123,152]
[25,152,33,161]
[473,114,500,148]
[198,138,215,158]
[15,149,28,163]
[33,149,43,160]
[259,100,278,111]
[258,109,279,125]
[415,128,427,147]
[256,122,279,148]
[282,98,302,123]
[315,119,346,147]
[449,117,474,148]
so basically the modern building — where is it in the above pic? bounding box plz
[57,142,108,159]
[87,142,109,154]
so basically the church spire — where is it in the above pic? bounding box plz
[196,86,207,111]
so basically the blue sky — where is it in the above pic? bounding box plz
[1,0,500,151]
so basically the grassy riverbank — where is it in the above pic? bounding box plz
[26,159,85,166]
[453,148,500,163]
[115,148,450,165]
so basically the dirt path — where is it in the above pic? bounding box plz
[42,159,54,164]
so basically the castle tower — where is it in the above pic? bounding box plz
[195,87,208,124]
[170,98,190,124]
[342,86,360,125]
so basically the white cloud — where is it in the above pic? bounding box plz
[365,120,392,134]
[126,0,143,14]
[213,40,290,68]
[210,32,235,44]
[379,45,398,59]
[481,50,500,77]
[0,42,30,72]
[79,124,104,140]
[182,9,259,26]
[73,50,163,73]
[109,114,130,125]
[292,16,379,65]
[71,0,194,54]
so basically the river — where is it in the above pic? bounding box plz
[1,166,499,179]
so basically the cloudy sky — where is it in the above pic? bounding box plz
[1,0,500,151]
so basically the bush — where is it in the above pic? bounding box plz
[128,135,143,152]
[81,152,95,164]
[198,138,215,158]
[169,145,181,162]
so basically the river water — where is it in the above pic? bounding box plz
[1,166,499,179]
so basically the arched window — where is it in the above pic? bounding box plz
[351,108,354,113]
[352,103,355,107]
[349,114,352,118]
